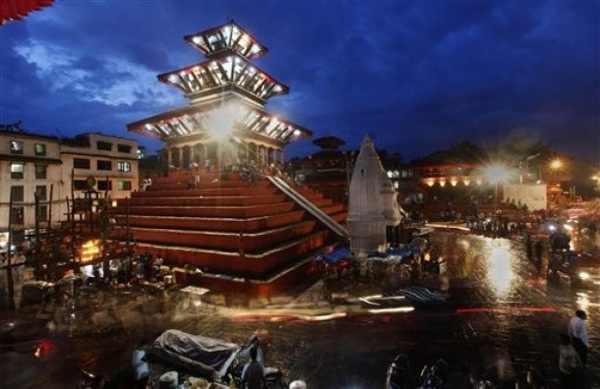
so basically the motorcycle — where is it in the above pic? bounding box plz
[78,369,106,389]
[385,353,411,389]
[418,358,448,389]
[77,368,136,389]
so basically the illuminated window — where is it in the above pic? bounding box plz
[117,161,131,172]
[10,162,24,179]
[118,181,132,191]
[35,164,47,179]
[35,143,46,156]
[10,140,23,154]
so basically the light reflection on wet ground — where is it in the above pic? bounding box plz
[1,231,599,388]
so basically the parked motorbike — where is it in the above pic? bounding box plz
[77,368,136,389]
[418,358,448,389]
[78,369,106,389]
[385,353,411,389]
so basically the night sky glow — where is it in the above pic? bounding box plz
[1,0,598,162]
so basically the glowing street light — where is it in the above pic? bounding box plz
[549,158,563,171]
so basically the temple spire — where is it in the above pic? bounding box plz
[346,134,402,257]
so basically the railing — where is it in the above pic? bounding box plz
[267,176,349,240]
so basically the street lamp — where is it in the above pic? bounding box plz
[549,158,563,171]
[548,158,563,184]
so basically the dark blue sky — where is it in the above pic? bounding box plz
[1,0,599,162]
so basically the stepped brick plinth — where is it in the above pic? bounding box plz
[123,21,341,295]
[113,170,347,295]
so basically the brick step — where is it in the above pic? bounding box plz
[134,230,332,277]
[122,195,334,209]
[129,220,318,252]
[152,171,267,185]
[137,185,280,196]
[121,202,297,218]
[126,194,288,207]
[121,210,307,232]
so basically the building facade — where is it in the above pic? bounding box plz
[0,128,139,250]
[0,128,63,249]
[60,132,139,204]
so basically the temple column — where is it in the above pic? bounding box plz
[167,148,174,168]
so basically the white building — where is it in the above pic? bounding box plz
[346,135,403,257]
[60,132,139,205]
[1,128,139,249]
[0,129,64,249]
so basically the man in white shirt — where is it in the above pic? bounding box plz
[132,341,149,386]
[568,310,590,366]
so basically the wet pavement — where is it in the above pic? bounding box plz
[1,231,599,388]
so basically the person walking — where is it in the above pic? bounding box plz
[558,333,584,388]
[568,310,590,367]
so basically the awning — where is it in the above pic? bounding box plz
[1,0,54,25]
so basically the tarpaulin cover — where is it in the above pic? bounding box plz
[150,329,240,381]
[386,245,421,257]
[319,247,352,265]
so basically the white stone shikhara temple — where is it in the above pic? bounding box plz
[347,135,403,257]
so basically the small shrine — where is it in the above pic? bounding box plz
[346,135,403,257]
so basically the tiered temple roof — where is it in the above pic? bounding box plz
[127,20,311,148]
[184,21,269,60]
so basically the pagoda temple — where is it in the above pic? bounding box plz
[128,21,312,170]
[121,21,348,296]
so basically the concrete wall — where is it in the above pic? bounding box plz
[503,183,547,211]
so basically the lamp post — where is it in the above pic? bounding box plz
[549,158,563,185]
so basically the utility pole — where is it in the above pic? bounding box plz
[5,189,16,310]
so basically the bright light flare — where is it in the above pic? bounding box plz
[549,159,563,171]
[367,306,415,314]
[206,103,242,141]
[80,239,100,263]
[456,307,556,314]
[483,163,511,184]
[486,239,514,297]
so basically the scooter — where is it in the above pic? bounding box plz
[418,358,448,389]
[77,368,136,389]
[78,369,106,389]
[385,353,411,389]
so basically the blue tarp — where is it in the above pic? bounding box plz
[386,245,422,257]
[316,247,353,265]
